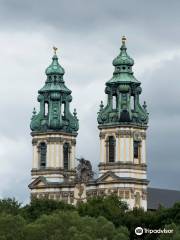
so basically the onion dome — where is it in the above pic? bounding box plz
[30,47,79,133]
[107,36,139,84]
[45,47,65,76]
[98,37,149,126]
[113,36,134,67]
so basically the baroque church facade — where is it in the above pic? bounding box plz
[29,37,149,210]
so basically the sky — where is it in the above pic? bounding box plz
[0,0,179,204]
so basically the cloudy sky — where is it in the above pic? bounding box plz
[0,0,179,203]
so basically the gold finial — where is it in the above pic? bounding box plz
[122,36,126,44]
[53,46,58,54]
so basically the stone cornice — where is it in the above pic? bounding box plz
[31,131,78,137]
[32,137,77,145]
[30,181,76,189]
[98,124,148,130]
[98,162,147,171]
[31,168,76,176]
[96,178,149,186]
[99,130,146,139]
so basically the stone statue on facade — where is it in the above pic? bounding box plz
[75,158,94,183]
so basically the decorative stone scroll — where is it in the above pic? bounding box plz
[99,132,106,139]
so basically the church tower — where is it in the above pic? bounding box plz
[97,37,149,209]
[29,48,79,199]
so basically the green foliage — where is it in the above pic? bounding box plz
[0,213,25,240]
[0,198,21,215]
[158,202,180,225]
[77,195,128,226]
[21,198,75,221]
[0,197,179,240]
[24,211,125,240]
[157,223,180,240]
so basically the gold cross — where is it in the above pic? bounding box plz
[53,46,58,54]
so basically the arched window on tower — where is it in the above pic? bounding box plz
[134,141,139,159]
[39,142,47,168]
[112,96,116,109]
[45,102,49,116]
[131,96,135,111]
[108,136,115,162]
[61,103,65,117]
[63,143,70,170]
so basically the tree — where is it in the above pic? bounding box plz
[24,211,129,240]
[157,223,180,240]
[0,213,25,240]
[77,195,128,226]
[0,198,21,215]
[22,198,75,221]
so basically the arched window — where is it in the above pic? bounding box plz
[61,103,65,117]
[63,143,70,170]
[112,96,116,109]
[39,142,47,168]
[45,102,49,116]
[131,96,135,110]
[108,136,115,162]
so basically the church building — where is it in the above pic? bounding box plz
[29,37,149,210]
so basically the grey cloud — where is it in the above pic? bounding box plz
[143,57,180,118]
[0,0,180,49]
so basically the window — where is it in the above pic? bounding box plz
[108,136,115,162]
[63,143,69,170]
[119,191,124,199]
[45,102,48,116]
[134,141,139,159]
[39,142,47,168]
[131,96,135,110]
[61,103,65,117]
[125,191,130,199]
[112,96,116,109]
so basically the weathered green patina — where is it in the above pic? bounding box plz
[97,36,149,126]
[30,49,79,133]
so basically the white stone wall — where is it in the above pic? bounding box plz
[99,127,147,166]
[32,133,77,171]
[31,133,77,190]
[98,126,148,210]
[30,128,148,211]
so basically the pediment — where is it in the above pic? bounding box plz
[104,176,114,181]
[96,171,119,183]
[36,181,46,187]
[29,176,47,189]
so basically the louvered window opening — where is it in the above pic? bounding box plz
[63,143,69,170]
[134,141,139,158]
[109,136,115,162]
[40,143,47,168]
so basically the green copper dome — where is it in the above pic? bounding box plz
[107,36,139,84]
[30,48,79,134]
[45,54,65,76]
[97,37,149,127]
